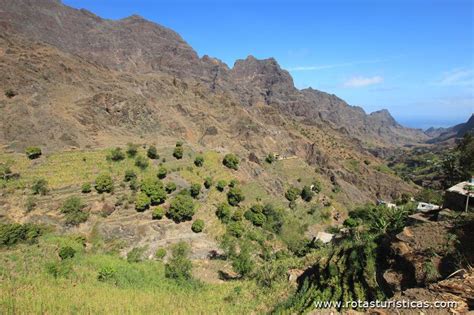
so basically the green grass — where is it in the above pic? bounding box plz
[0,234,268,314]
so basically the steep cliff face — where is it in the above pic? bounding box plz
[0,0,428,148]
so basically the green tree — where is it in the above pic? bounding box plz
[157,166,167,179]
[173,146,183,159]
[216,203,232,223]
[190,183,201,198]
[135,192,151,211]
[227,221,244,238]
[126,143,138,158]
[107,147,125,161]
[60,196,89,225]
[168,194,195,222]
[228,187,245,206]
[232,243,253,277]
[147,145,159,159]
[216,180,227,192]
[223,154,239,170]
[81,183,92,194]
[165,182,177,194]
[25,147,42,159]
[194,155,204,167]
[203,177,213,189]
[165,242,193,281]
[191,219,204,233]
[301,185,314,202]
[140,178,166,205]
[152,206,165,219]
[124,169,137,182]
[285,186,301,202]
[135,155,149,170]
[32,178,48,195]
[95,174,113,193]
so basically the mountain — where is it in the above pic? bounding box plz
[426,114,474,143]
[0,0,427,149]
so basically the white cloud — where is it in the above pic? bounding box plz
[436,68,474,86]
[343,76,384,88]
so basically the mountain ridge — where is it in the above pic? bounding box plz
[0,0,428,147]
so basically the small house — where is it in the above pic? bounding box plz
[443,179,474,212]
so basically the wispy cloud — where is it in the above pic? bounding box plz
[287,56,401,72]
[435,68,474,86]
[343,75,384,88]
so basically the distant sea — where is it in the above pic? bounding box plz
[397,118,466,130]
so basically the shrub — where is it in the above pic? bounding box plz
[126,143,138,158]
[147,145,159,159]
[175,141,183,147]
[415,189,443,205]
[155,248,167,260]
[227,222,244,238]
[95,174,114,193]
[223,154,239,170]
[152,206,165,219]
[301,185,314,202]
[5,89,16,98]
[245,210,266,226]
[191,219,204,233]
[129,178,139,191]
[265,153,276,164]
[165,242,192,281]
[194,155,204,167]
[232,209,244,221]
[245,205,266,226]
[81,183,92,194]
[97,266,116,283]
[107,147,125,161]
[61,196,88,225]
[140,178,166,205]
[0,163,12,181]
[32,178,48,195]
[157,166,167,179]
[285,186,301,202]
[168,194,195,222]
[0,223,42,246]
[135,192,151,211]
[58,246,76,260]
[25,147,42,159]
[127,246,146,263]
[25,196,37,212]
[311,180,322,193]
[216,180,227,192]
[190,183,201,198]
[232,243,253,277]
[216,203,232,223]
[204,177,213,189]
[227,187,245,206]
[135,155,149,170]
[173,146,183,159]
[165,182,177,194]
[229,179,238,188]
[124,169,137,182]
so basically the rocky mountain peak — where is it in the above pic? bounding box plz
[369,109,398,126]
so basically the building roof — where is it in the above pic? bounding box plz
[447,181,474,196]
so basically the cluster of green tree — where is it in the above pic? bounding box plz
[442,134,474,187]
[0,223,43,246]
[279,202,415,312]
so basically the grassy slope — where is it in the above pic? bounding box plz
[0,234,268,314]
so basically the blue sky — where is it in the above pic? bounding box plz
[63,0,473,129]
